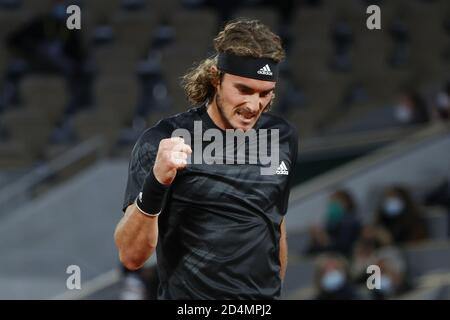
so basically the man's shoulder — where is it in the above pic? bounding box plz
[167,105,204,128]
[130,106,201,161]
[139,106,202,142]
[260,112,299,141]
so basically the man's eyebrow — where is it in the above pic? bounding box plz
[234,83,253,91]
[234,83,275,93]
[261,87,275,94]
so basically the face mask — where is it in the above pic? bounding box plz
[320,270,345,292]
[383,197,404,217]
[326,201,345,225]
[395,104,413,123]
[380,275,394,295]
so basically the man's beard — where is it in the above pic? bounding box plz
[215,93,235,130]
[214,93,272,130]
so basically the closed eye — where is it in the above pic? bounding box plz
[237,86,253,95]
[260,90,273,98]
[235,84,274,97]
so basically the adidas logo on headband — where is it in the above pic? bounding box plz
[217,53,278,81]
[257,64,273,76]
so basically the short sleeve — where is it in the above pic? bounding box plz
[122,120,173,212]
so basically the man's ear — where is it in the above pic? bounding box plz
[210,65,220,88]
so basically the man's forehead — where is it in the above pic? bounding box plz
[224,73,276,91]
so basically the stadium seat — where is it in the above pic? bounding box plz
[21,75,67,123]
[0,108,52,157]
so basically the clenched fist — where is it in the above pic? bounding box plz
[153,137,192,186]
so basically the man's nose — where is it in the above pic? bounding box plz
[246,93,262,113]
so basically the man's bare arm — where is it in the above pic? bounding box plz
[114,203,159,270]
[115,137,192,271]
[279,218,288,281]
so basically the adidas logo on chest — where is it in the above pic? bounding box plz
[276,161,289,175]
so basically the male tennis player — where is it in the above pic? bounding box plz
[115,18,298,299]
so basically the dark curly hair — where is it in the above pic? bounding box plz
[181,18,285,105]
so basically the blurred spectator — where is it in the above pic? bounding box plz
[424,177,450,237]
[350,224,413,299]
[432,81,450,121]
[313,253,360,300]
[387,16,411,68]
[371,246,412,299]
[374,185,428,245]
[393,90,430,125]
[330,18,354,72]
[351,225,393,283]
[0,0,94,115]
[306,189,361,257]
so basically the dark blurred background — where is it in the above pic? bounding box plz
[0,0,449,300]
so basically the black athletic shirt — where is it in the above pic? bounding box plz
[123,104,299,299]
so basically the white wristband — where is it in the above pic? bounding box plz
[135,199,161,217]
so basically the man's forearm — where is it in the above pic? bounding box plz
[279,219,288,281]
[114,204,159,270]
